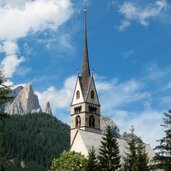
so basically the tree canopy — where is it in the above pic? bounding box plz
[1,113,70,171]
[49,151,87,171]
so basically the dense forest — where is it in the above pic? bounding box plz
[0,113,70,171]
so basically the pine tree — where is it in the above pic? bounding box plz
[86,146,98,171]
[0,71,13,106]
[0,71,13,169]
[123,126,138,171]
[137,141,151,171]
[154,110,171,171]
[123,127,152,171]
[98,125,121,171]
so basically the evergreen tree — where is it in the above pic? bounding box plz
[123,126,138,171]
[123,127,151,171]
[86,146,98,171]
[98,125,121,171]
[0,71,13,106]
[154,110,171,171]
[137,141,151,171]
[0,71,12,162]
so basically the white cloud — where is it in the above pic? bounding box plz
[0,0,29,7]
[0,0,73,79]
[36,75,76,112]
[145,63,171,81]
[119,0,168,30]
[0,40,26,78]
[118,20,130,31]
[0,55,25,78]
[4,79,14,86]
[112,109,164,147]
[122,49,134,59]
[160,96,171,106]
[166,82,171,89]
[97,78,150,113]
[59,33,73,50]
[0,41,18,55]
[0,0,73,40]
[96,79,113,91]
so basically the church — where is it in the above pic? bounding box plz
[70,9,155,162]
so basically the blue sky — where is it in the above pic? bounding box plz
[0,0,171,147]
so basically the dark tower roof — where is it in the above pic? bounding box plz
[80,9,91,98]
[81,9,90,77]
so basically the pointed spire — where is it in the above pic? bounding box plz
[81,7,90,77]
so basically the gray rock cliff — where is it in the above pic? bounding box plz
[100,116,120,138]
[45,101,52,115]
[4,83,42,115]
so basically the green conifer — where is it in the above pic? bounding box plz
[0,71,13,168]
[137,141,151,171]
[98,125,121,171]
[0,71,13,106]
[123,126,138,171]
[154,110,171,171]
[123,127,151,171]
[86,146,98,171]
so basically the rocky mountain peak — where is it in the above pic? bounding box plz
[24,83,33,93]
[100,116,120,138]
[4,83,42,115]
[45,101,52,115]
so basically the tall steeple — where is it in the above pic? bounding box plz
[81,8,90,77]
[81,8,90,98]
[70,7,101,144]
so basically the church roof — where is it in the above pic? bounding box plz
[71,129,156,162]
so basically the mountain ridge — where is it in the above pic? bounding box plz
[0,83,52,115]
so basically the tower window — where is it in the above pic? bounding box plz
[75,115,81,128]
[91,90,95,99]
[76,90,80,99]
[89,105,97,113]
[74,106,82,114]
[89,115,95,128]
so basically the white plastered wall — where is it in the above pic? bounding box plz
[70,131,88,157]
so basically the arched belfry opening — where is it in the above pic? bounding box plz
[89,115,95,128]
[75,115,81,128]
[91,90,94,99]
[76,90,80,99]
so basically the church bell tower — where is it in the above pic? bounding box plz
[70,9,101,144]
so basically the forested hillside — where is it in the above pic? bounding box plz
[0,113,70,171]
